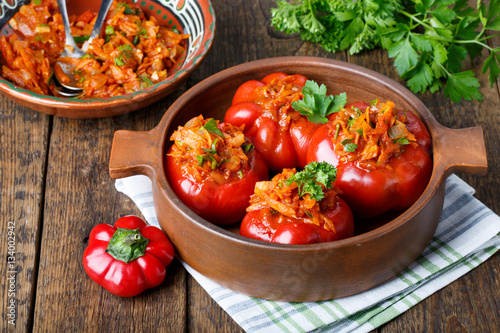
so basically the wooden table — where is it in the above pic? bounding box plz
[1,1,499,332]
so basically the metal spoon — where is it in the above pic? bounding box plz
[54,0,113,95]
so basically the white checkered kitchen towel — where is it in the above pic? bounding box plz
[115,174,500,333]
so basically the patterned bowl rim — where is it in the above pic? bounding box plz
[0,0,215,106]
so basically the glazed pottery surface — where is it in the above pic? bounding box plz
[109,57,487,301]
[0,0,215,118]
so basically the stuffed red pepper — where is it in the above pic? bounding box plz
[240,162,354,244]
[225,73,345,171]
[165,115,268,225]
[307,100,432,219]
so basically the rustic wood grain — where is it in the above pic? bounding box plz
[187,277,244,332]
[30,103,188,332]
[0,100,50,332]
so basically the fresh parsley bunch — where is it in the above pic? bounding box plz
[271,0,500,102]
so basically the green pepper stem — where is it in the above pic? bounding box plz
[106,228,150,263]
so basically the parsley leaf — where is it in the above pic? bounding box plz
[286,161,337,201]
[105,26,115,35]
[118,2,139,15]
[387,38,419,74]
[482,50,500,88]
[443,71,482,102]
[197,139,226,170]
[291,80,347,124]
[406,62,434,94]
[200,118,224,137]
[341,138,358,152]
[73,35,90,44]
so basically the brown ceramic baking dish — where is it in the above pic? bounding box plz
[109,57,487,302]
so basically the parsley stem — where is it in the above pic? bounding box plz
[399,11,434,33]
[433,57,451,76]
[454,39,494,51]
[478,34,500,42]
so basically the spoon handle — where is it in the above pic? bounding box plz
[88,0,114,42]
[57,0,77,50]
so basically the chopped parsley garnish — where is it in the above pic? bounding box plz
[242,143,254,152]
[393,137,410,145]
[202,138,219,155]
[73,35,90,43]
[137,22,148,38]
[341,138,358,152]
[114,44,133,66]
[200,118,224,137]
[105,26,115,35]
[114,57,125,66]
[139,75,154,88]
[291,80,347,124]
[117,44,133,51]
[197,138,227,170]
[286,161,337,201]
[118,2,139,15]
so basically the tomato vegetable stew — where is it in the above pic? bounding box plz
[165,73,433,244]
[0,0,188,98]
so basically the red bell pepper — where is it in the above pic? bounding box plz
[224,72,321,171]
[240,162,354,244]
[165,115,268,225]
[307,100,432,219]
[83,215,175,297]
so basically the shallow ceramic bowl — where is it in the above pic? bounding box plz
[109,57,487,302]
[0,0,215,118]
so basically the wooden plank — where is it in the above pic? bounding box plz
[0,101,50,332]
[31,98,188,331]
[187,278,244,332]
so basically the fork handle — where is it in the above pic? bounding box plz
[57,0,78,50]
[88,0,114,42]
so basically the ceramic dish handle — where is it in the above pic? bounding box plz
[109,126,162,180]
[434,124,488,177]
